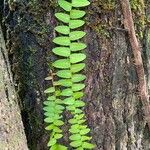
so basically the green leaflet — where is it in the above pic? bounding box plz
[69,20,85,29]
[53,37,70,46]
[44,117,54,123]
[61,80,73,87]
[58,0,72,11]
[54,120,64,126]
[52,47,70,57]
[58,79,72,87]
[76,114,85,120]
[48,139,56,147]
[53,59,70,69]
[61,88,73,96]
[81,136,92,141]
[47,96,56,101]
[76,148,84,150]
[54,134,63,139]
[55,13,70,23]
[70,10,86,19]
[82,142,95,149]
[75,109,83,114]
[50,144,68,150]
[56,70,72,78]
[71,63,85,73]
[72,0,90,7]
[72,74,86,82]
[69,134,81,141]
[70,53,86,63]
[75,101,85,107]
[70,31,86,41]
[55,26,70,35]
[70,141,82,148]
[64,97,75,105]
[69,119,78,124]
[73,92,84,99]
[72,84,85,92]
[44,87,55,93]
[70,43,87,51]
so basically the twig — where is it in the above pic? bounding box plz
[120,0,150,128]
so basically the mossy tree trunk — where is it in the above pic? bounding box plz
[1,0,150,150]
[0,25,28,149]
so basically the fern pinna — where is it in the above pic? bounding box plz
[44,0,94,150]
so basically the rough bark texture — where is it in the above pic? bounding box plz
[120,0,150,129]
[1,0,150,150]
[0,25,28,150]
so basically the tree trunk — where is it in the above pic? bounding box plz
[0,25,28,150]
[1,0,150,150]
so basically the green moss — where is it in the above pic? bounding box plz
[130,0,145,39]
[86,0,115,38]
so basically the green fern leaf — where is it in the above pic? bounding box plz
[72,74,86,82]
[72,0,90,7]
[74,101,85,107]
[54,134,63,139]
[52,47,70,57]
[54,120,64,126]
[70,141,82,148]
[57,144,68,150]
[57,70,72,78]
[69,128,79,134]
[58,79,72,87]
[66,105,76,111]
[70,31,86,41]
[64,97,75,105]
[75,109,83,114]
[80,129,90,135]
[70,54,86,63]
[44,87,55,93]
[70,10,85,19]
[70,43,87,51]
[53,127,63,133]
[69,118,78,124]
[55,105,65,110]
[69,134,81,141]
[71,63,85,73]
[53,37,70,46]
[82,142,95,149]
[55,13,70,23]
[78,119,86,124]
[76,147,84,150]
[47,96,56,101]
[53,59,70,69]
[44,117,54,123]
[43,101,55,106]
[76,114,85,120]
[61,88,73,96]
[73,92,84,99]
[72,84,85,91]
[58,0,72,11]
[47,139,57,147]
[81,136,92,141]
[55,26,70,35]
[69,20,85,29]
[45,124,55,131]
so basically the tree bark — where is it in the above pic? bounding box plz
[0,25,28,150]
[1,0,150,150]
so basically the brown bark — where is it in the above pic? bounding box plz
[120,0,150,128]
[2,0,150,150]
[0,25,28,150]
